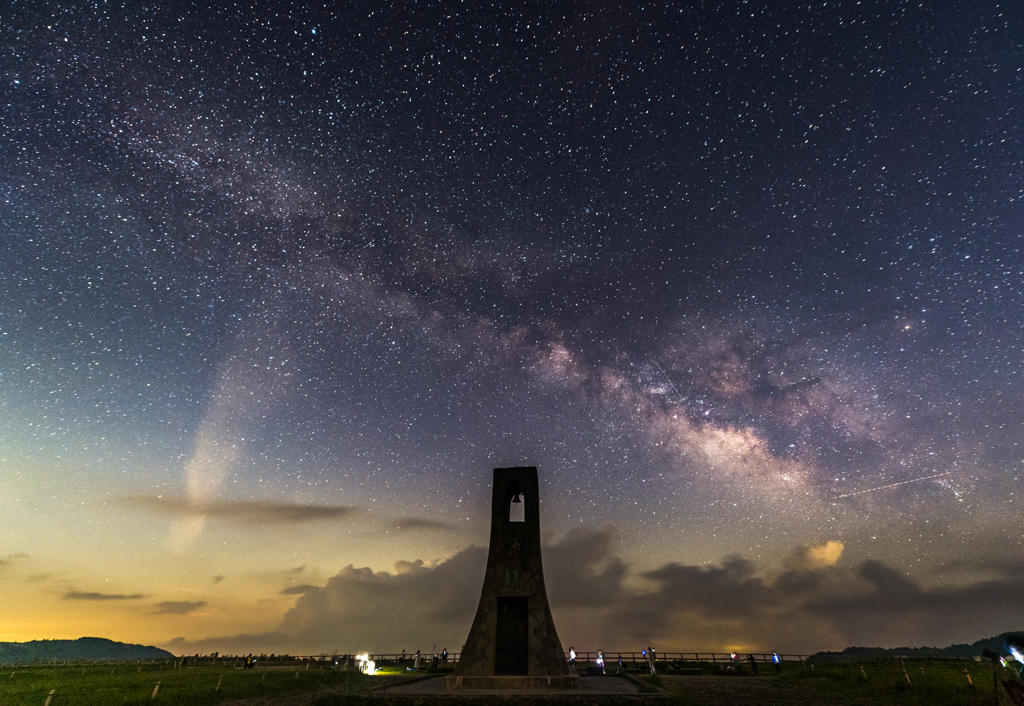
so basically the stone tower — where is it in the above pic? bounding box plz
[446,467,577,689]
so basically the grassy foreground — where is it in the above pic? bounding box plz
[2,659,1020,705]
[657,659,1022,706]
[0,661,393,705]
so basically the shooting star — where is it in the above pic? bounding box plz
[654,360,682,400]
[833,472,952,500]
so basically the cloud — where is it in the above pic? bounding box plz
[0,553,29,572]
[267,545,488,653]
[119,494,359,524]
[783,541,844,572]
[927,553,1024,581]
[280,585,320,595]
[168,545,488,654]
[170,304,299,552]
[164,529,1024,656]
[64,591,147,601]
[544,526,628,608]
[602,548,1024,653]
[792,560,1024,649]
[163,528,627,654]
[151,601,207,615]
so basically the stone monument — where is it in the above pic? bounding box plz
[445,467,578,689]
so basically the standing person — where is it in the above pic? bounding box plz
[414,650,422,669]
[647,647,656,675]
[569,647,576,668]
[747,654,759,674]
[596,650,605,675]
[401,649,406,663]
[441,648,448,664]
[772,653,782,675]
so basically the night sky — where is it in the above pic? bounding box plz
[1,1,1022,656]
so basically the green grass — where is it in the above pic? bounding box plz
[787,660,1011,705]
[6,659,1018,705]
[0,661,398,705]
[660,660,1022,706]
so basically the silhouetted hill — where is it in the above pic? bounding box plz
[0,637,173,662]
[809,632,1024,662]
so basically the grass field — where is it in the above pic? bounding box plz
[658,659,1022,706]
[1,658,1019,705]
[0,661,387,705]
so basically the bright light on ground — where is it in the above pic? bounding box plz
[356,653,376,674]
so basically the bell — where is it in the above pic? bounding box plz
[511,493,522,504]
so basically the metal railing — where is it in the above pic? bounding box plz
[4,651,789,669]
[565,651,808,667]
[2,650,989,669]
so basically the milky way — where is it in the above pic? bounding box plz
[1,1,1021,653]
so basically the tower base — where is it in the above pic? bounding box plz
[444,675,580,690]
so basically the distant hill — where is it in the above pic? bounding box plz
[0,637,173,663]
[809,632,1024,662]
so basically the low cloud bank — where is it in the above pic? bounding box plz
[151,601,207,615]
[168,529,1024,655]
[64,591,147,601]
[119,495,359,524]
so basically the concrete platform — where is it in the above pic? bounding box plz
[374,674,670,704]
[444,675,580,690]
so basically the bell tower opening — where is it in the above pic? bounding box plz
[507,479,525,522]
